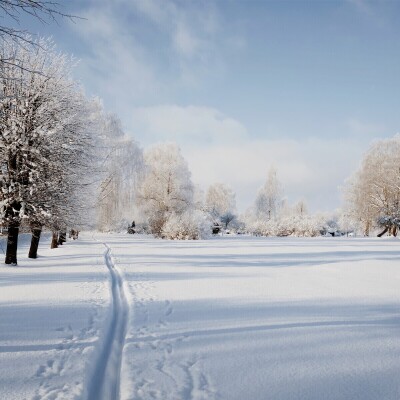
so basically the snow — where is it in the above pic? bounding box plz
[1,234,400,399]
[0,234,110,400]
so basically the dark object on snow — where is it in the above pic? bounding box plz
[212,223,221,235]
[58,231,67,245]
[51,232,58,249]
[29,224,42,259]
[5,202,21,265]
[128,221,136,234]
[5,223,19,265]
[377,216,400,237]
[69,229,79,240]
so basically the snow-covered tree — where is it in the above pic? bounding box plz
[137,143,195,237]
[0,37,98,263]
[344,135,400,237]
[293,199,308,217]
[254,166,283,221]
[205,183,236,229]
[96,112,143,232]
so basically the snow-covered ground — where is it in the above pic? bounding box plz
[0,233,110,400]
[1,234,400,399]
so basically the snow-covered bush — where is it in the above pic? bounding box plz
[246,214,322,237]
[161,211,212,240]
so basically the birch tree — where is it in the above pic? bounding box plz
[137,143,194,237]
[255,166,283,221]
[96,112,144,231]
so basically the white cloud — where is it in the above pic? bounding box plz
[68,0,238,110]
[130,105,372,213]
[131,105,246,145]
[69,5,161,108]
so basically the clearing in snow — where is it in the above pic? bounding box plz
[1,234,400,400]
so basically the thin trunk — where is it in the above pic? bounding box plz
[51,231,59,249]
[58,230,67,245]
[5,223,20,265]
[392,226,398,237]
[364,220,370,237]
[28,225,42,259]
[377,226,389,237]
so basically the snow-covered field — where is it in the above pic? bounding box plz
[1,234,400,399]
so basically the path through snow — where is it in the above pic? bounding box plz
[86,243,130,400]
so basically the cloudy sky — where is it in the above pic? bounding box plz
[11,0,400,212]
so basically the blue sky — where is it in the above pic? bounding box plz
[8,0,400,212]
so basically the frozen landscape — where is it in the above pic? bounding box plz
[2,1,400,400]
[1,234,400,400]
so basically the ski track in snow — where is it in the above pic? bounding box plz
[86,243,129,400]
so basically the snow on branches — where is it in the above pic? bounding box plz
[0,37,99,262]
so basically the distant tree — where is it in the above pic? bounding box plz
[220,212,236,229]
[255,166,283,221]
[344,135,400,237]
[206,183,236,224]
[137,143,194,237]
[293,200,308,217]
[96,112,143,231]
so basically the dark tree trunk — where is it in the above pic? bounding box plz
[51,231,59,249]
[392,226,398,237]
[58,230,67,245]
[5,222,20,265]
[5,202,21,265]
[28,225,42,259]
[377,226,389,237]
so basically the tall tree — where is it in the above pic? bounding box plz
[255,166,283,221]
[205,183,236,223]
[96,112,143,231]
[344,135,400,236]
[137,143,194,237]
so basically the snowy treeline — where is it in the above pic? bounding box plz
[0,37,104,263]
[136,143,211,239]
[243,168,324,237]
[343,135,400,237]
[96,111,143,232]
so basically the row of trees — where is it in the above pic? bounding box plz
[0,37,100,264]
[99,135,400,240]
[120,143,334,239]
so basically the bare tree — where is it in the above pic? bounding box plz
[0,0,75,39]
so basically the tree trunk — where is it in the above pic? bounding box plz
[5,222,20,265]
[392,226,398,237]
[28,225,42,259]
[51,231,59,249]
[364,220,370,237]
[377,226,389,237]
[5,201,21,265]
[58,230,67,245]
